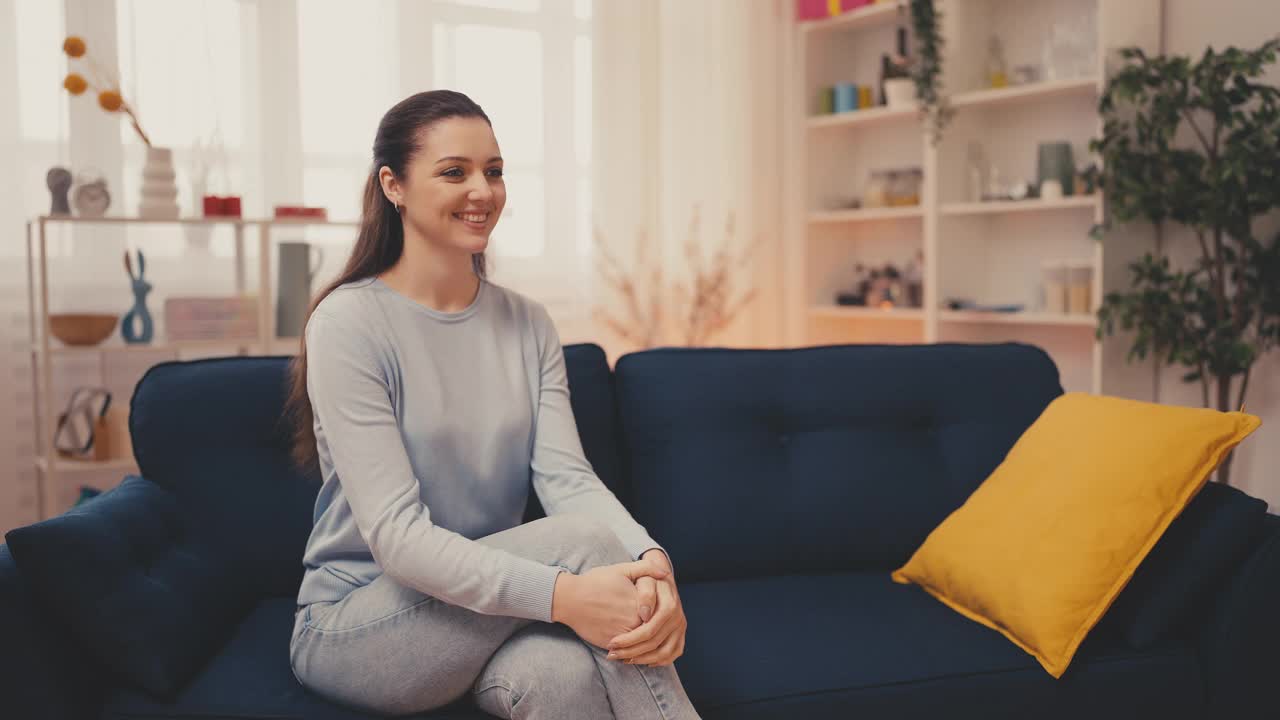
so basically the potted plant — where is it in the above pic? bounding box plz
[1091,38,1280,485]
[908,0,951,144]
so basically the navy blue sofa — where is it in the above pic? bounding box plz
[3,342,1278,719]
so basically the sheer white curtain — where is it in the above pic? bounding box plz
[591,0,788,362]
[0,0,596,532]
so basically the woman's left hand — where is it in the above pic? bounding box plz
[606,550,687,667]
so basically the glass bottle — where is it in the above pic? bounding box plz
[987,36,1008,88]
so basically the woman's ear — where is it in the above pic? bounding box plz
[378,166,402,208]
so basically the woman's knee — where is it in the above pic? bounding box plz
[482,514,633,575]
[472,625,609,718]
[547,514,632,570]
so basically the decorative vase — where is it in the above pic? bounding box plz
[121,249,154,344]
[1037,142,1076,198]
[883,78,918,108]
[139,146,180,219]
[47,167,73,216]
[276,241,325,338]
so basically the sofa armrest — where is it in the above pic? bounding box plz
[1195,513,1280,719]
[5,475,257,699]
[0,543,105,719]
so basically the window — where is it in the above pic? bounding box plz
[297,0,593,282]
[441,0,541,12]
[297,1,401,223]
[15,0,66,144]
[116,0,246,257]
[438,23,545,257]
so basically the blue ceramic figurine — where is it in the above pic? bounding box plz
[121,249,154,344]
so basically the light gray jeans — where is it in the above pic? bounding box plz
[289,513,702,719]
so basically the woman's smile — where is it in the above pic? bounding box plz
[453,210,490,230]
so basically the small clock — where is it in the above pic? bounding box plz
[73,174,112,218]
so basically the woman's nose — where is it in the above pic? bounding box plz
[467,176,493,203]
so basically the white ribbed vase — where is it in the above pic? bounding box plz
[138,146,180,219]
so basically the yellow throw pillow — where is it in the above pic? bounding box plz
[891,392,1260,679]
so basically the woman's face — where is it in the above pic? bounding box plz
[395,116,506,257]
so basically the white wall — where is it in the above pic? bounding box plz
[1120,0,1280,508]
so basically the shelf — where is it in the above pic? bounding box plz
[809,206,923,223]
[810,306,924,320]
[35,456,138,475]
[951,77,1099,110]
[807,104,919,130]
[940,310,1097,327]
[940,195,1100,217]
[33,215,360,227]
[35,338,262,356]
[800,1,901,34]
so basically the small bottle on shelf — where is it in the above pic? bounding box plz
[987,36,1009,88]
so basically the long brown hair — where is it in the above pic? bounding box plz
[285,90,491,474]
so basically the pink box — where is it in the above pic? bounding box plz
[164,297,260,342]
[796,0,871,21]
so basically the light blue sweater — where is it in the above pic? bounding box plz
[295,276,665,622]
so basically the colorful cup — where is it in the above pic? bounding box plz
[834,83,857,113]
[819,87,835,114]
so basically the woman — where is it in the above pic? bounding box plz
[285,89,700,719]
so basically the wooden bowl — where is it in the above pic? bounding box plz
[49,313,118,347]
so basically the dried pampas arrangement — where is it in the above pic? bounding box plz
[593,206,758,350]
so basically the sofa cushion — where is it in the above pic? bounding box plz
[4,476,252,698]
[1109,480,1268,648]
[0,544,105,719]
[891,393,1259,678]
[613,343,1062,582]
[103,598,492,720]
[676,572,1202,720]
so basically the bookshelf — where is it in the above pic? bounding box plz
[785,0,1162,395]
[25,214,357,519]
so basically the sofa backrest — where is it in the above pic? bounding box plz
[130,356,316,598]
[612,343,1064,582]
[128,344,625,598]
[524,343,632,520]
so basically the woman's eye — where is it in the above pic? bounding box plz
[486,167,504,178]
[442,168,463,178]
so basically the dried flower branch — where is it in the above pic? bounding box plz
[61,35,152,147]
[593,206,760,351]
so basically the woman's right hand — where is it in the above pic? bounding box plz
[551,561,670,649]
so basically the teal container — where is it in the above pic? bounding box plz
[834,83,857,113]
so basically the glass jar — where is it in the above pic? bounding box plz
[863,170,891,208]
[888,168,922,206]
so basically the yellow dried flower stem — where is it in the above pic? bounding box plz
[121,104,153,147]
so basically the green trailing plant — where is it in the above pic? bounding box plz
[1091,38,1280,485]
[908,0,952,144]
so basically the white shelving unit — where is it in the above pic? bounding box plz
[25,214,358,519]
[785,0,1162,394]
[809,206,925,223]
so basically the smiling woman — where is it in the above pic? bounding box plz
[279,90,700,719]
[377,116,507,287]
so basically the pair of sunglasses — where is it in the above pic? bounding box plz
[54,387,112,457]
